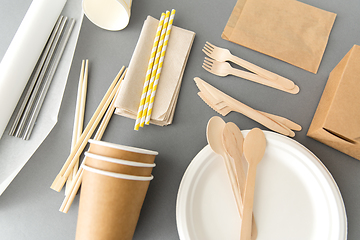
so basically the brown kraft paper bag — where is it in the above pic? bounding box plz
[222,0,336,74]
[307,45,360,160]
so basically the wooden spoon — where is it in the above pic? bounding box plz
[222,122,246,200]
[222,122,258,240]
[206,116,241,214]
[240,128,266,240]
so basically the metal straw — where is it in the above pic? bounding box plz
[23,18,76,140]
[15,17,68,138]
[9,16,64,136]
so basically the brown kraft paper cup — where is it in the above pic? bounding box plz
[84,152,155,177]
[75,165,152,240]
[88,139,158,164]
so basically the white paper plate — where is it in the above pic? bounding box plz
[176,131,347,240]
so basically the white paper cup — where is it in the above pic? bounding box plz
[82,0,132,31]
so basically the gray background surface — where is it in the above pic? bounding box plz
[1,0,360,239]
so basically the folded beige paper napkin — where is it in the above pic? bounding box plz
[115,16,195,126]
[222,0,336,74]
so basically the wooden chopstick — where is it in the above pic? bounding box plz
[65,60,85,194]
[73,60,86,150]
[65,60,88,195]
[59,68,127,213]
[51,66,125,192]
[94,69,125,140]
[75,59,89,175]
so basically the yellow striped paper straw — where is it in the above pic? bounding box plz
[145,9,176,125]
[141,11,170,127]
[134,13,166,130]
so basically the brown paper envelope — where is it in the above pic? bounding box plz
[222,0,336,73]
[222,0,247,40]
[76,169,151,240]
[308,45,360,160]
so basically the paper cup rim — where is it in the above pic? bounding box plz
[82,0,131,31]
[85,152,156,167]
[82,165,154,181]
[88,139,158,155]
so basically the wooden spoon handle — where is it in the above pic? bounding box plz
[259,111,301,131]
[240,165,257,240]
[229,102,290,136]
[228,54,296,90]
[223,153,243,215]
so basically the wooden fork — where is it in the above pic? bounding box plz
[202,41,296,91]
[202,57,299,94]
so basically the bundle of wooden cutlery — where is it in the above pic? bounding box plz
[195,77,301,137]
[202,42,299,94]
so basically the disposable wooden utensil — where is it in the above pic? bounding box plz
[59,68,127,213]
[202,57,299,94]
[241,128,266,240]
[259,111,302,132]
[51,66,125,192]
[78,59,89,147]
[206,116,241,214]
[60,68,127,212]
[222,122,258,240]
[65,59,87,195]
[194,77,299,137]
[222,122,246,198]
[94,68,127,140]
[202,41,296,91]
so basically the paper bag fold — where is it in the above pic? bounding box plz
[307,45,360,160]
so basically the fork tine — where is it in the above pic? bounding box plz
[202,64,212,72]
[202,48,212,57]
[202,63,211,70]
[204,57,215,63]
[205,41,215,49]
[206,41,215,49]
[203,64,212,71]
[203,59,213,66]
[203,44,213,53]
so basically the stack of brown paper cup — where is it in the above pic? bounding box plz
[75,139,158,240]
